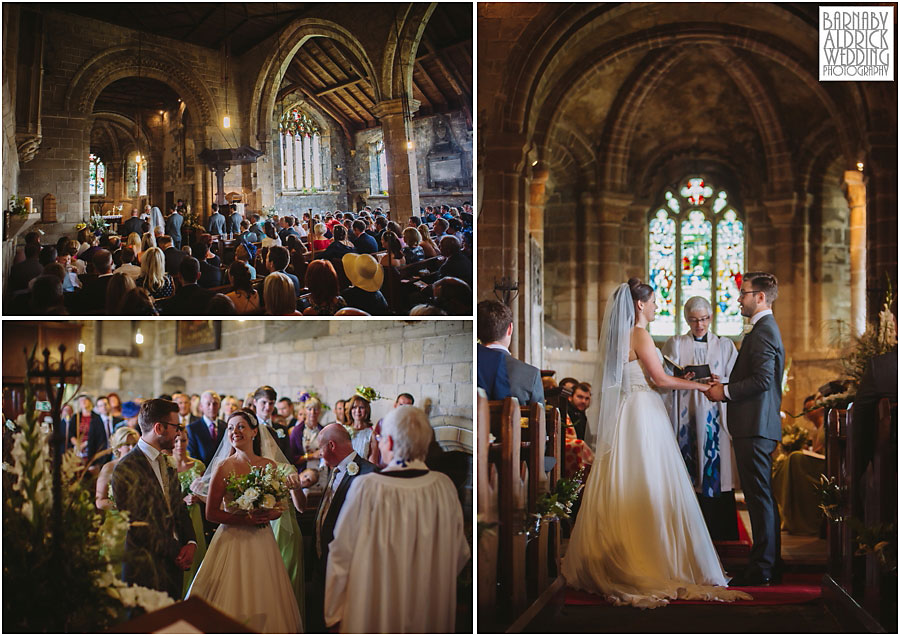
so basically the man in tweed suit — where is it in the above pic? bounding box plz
[708,272,784,586]
[112,399,196,600]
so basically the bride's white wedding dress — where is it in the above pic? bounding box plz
[187,521,303,633]
[561,349,751,608]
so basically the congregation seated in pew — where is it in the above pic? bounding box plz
[5,203,473,316]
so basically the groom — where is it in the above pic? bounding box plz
[708,272,784,586]
[112,399,197,601]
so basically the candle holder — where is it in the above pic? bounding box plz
[25,345,83,569]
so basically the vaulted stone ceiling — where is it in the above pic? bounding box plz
[478,2,878,199]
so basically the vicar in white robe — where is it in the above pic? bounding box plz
[324,405,469,633]
[662,296,740,540]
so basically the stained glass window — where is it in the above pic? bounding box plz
[373,139,388,194]
[279,108,324,191]
[89,153,105,196]
[126,152,145,198]
[649,209,676,335]
[648,177,745,337]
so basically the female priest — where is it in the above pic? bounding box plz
[662,295,740,540]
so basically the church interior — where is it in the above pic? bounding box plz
[2,319,473,632]
[477,2,896,633]
[2,3,473,316]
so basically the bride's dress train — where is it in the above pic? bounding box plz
[561,351,752,608]
[187,523,303,633]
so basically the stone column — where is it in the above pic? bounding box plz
[842,170,867,336]
[478,131,527,356]
[524,164,549,368]
[763,194,800,352]
[594,191,633,349]
[373,98,420,223]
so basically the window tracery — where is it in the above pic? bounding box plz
[648,177,745,337]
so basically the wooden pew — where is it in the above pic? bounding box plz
[862,397,897,628]
[477,390,499,611]
[520,402,549,599]
[544,406,563,578]
[825,407,851,586]
[486,396,528,616]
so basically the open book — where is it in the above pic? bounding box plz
[662,355,712,380]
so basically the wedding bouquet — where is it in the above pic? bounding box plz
[224,463,292,512]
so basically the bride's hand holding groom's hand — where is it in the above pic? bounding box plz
[706,381,726,402]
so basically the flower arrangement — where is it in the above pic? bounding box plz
[88,214,109,235]
[354,386,385,402]
[224,463,291,512]
[842,283,897,392]
[780,423,809,454]
[534,467,586,524]
[182,204,203,231]
[816,474,844,522]
[3,351,172,632]
[851,519,896,574]
[8,194,29,217]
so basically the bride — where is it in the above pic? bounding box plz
[561,279,751,608]
[186,410,303,633]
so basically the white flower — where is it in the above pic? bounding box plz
[346,461,359,476]
[275,428,286,438]
[261,494,276,509]
[235,494,254,511]
[244,487,259,501]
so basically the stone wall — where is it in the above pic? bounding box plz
[15,8,234,241]
[351,111,472,211]
[78,319,474,452]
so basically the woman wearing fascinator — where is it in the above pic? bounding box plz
[561,279,752,608]
[187,409,304,632]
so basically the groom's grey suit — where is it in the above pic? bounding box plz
[724,312,784,579]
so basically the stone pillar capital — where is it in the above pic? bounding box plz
[372,98,420,120]
[842,169,867,207]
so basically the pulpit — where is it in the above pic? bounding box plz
[199,147,264,207]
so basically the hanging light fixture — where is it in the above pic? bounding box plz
[135,327,144,345]
[222,6,231,129]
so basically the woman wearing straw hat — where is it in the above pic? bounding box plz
[340,252,391,315]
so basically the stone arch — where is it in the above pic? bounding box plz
[64,46,216,129]
[382,2,436,102]
[525,23,855,172]
[249,19,381,145]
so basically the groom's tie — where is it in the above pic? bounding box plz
[157,454,171,510]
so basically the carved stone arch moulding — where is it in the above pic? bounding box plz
[65,47,215,128]
[383,2,436,102]
[250,19,381,144]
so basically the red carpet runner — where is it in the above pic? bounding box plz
[563,573,823,606]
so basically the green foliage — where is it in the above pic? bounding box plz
[3,349,171,632]
[535,467,586,523]
[816,474,844,522]
[8,195,29,217]
[780,423,809,453]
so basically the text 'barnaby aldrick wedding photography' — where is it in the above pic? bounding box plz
[819,6,894,80]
